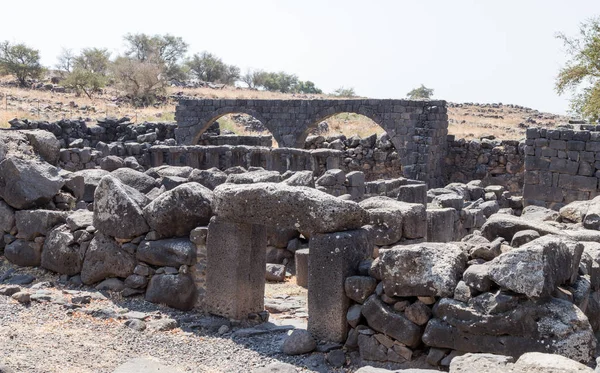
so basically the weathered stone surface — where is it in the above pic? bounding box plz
[281,171,315,187]
[584,196,600,230]
[149,165,193,178]
[371,243,467,298]
[361,295,422,348]
[480,214,561,242]
[15,210,69,241]
[93,175,150,239]
[521,205,560,222]
[22,129,61,165]
[266,227,298,248]
[205,219,266,320]
[227,170,281,184]
[72,169,110,202]
[404,301,432,326]
[65,210,93,231]
[359,196,425,245]
[488,235,583,298]
[0,157,64,209]
[282,330,316,355]
[137,238,196,267]
[188,167,228,190]
[449,353,514,373]
[111,168,156,194]
[345,276,377,304]
[213,183,368,234]
[113,357,185,373]
[143,182,213,237]
[266,263,286,282]
[4,239,43,266]
[427,208,458,242]
[252,362,299,373]
[0,200,15,233]
[308,229,372,343]
[423,296,595,362]
[513,352,594,373]
[145,272,197,311]
[560,200,591,224]
[462,264,492,293]
[432,193,464,210]
[295,248,309,288]
[511,229,541,248]
[80,233,136,284]
[40,224,82,275]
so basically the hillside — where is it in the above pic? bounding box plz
[0,79,569,141]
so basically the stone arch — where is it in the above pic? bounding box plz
[300,104,385,146]
[301,104,409,177]
[189,107,282,145]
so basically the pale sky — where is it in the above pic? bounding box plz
[1,0,599,114]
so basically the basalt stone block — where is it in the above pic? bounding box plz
[137,238,197,267]
[488,235,583,298]
[397,184,427,205]
[4,239,43,267]
[143,182,213,237]
[15,210,69,241]
[359,196,424,245]
[423,296,595,363]
[226,170,281,184]
[0,200,15,233]
[295,248,309,288]
[426,208,458,242]
[0,157,64,209]
[145,272,197,311]
[308,228,372,343]
[213,183,368,234]
[111,168,157,194]
[361,295,422,348]
[93,175,150,239]
[80,233,136,285]
[188,168,228,190]
[205,218,267,320]
[370,243,467,298]
[480,214,561,242]
[72,169,110,202]
[41,224,83,275]
[281,170,315,188]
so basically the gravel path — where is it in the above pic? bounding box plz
[0,258,359,373]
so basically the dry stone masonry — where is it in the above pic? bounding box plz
[6,103,600,372]
[524,126,600,209]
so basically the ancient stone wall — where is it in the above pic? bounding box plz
[445,136,525,193]
[175,98,449,187]
[523,127,600,209]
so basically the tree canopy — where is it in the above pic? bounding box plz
[0,41,44,87]
[406,84,434,99]
[556,17,600,121]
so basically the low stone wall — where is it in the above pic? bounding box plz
[523,127,600,209]
[304,133,403,181]
[444,136,525,193]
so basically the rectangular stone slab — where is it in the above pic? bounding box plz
[308,228,371,343]
[205,218,266,320]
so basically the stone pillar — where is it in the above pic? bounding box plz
[205,218,267,320]
[308,228,371,343]
[295,248,309,288]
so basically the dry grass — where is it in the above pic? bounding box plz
[0,78,566,140]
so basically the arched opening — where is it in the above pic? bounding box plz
[191,110,276,147]
[303,112,403,181]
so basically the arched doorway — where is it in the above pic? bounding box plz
[303,111,404,181]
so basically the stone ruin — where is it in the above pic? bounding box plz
[2,99,600,372]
